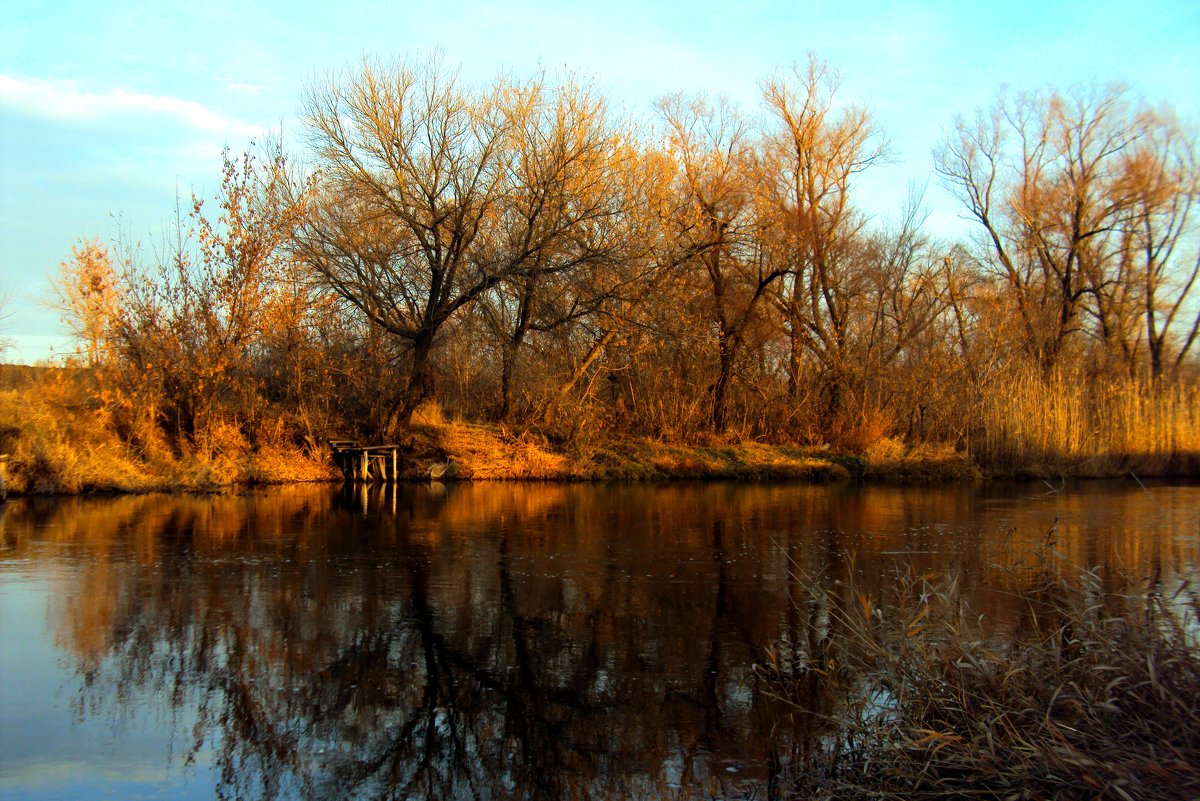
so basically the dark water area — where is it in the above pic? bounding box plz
[0,480,1197,800]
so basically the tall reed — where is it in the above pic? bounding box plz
[759,554,1200,800]
[972,367,1200,475]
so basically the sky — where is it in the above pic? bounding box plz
[1,0,1197,363]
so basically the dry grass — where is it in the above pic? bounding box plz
[864,437,981,481]
[398,414,852,482]
[26,363,1193,490]
[0,378,852,490]
[759,552,1200,800]
[974,368,1200,477]
[434,422,570,480]
[0,381,157,494]
[0,375,338,494]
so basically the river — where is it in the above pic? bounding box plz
[0,480,1196,800]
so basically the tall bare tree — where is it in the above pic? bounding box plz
[657,94,786,432]
[298,58,650,432]
[295,57,515,433]
[1113,111,1200,379]
[936,85,1149,372]
[481,76,635,421]
[760,56,888,419]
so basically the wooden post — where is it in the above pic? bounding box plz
[391,447,398,483]
[360,451,369,483]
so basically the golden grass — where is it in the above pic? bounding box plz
[864,437,981,481]
[0,385,157,494]
[628,439,842,480]
[431,421,570,480]
[400,417,851,482]
[19,363,1198,492]
[0,378,339,495]
[974,368,1200,477]
[0,377,853,492]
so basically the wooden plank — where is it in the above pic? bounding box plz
[328,442,401,484]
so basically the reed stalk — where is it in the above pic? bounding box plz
[972,367,1200,476]
[760,552,1200,799]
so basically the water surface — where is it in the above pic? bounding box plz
[1,480,1196,800]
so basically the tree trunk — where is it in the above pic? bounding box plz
[498,277,538,422]
[711,340,734,433]
[543,328,618,425]
[394,331,437,431]
[499,342,520,422]
[786,321,802,400]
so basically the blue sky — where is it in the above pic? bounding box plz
[1,0,1197,362]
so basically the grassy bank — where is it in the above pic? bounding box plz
[4,364,1200,494]
[0,376,986,494]
[392,403,972,482]
[0,376,339,495]
[758,552,1200,800]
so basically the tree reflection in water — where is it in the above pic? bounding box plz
[2,481,1195,800]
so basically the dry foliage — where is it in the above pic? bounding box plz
[24,57,1199,487]
[0,371,337,494]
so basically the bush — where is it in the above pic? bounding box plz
[0,372,339,494]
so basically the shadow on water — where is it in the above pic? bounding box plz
[0,480,1196,799]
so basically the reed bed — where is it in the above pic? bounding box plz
[759,554,1200,800]
[972,368,1200,476]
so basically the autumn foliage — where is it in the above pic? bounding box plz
[33,55,1200,486]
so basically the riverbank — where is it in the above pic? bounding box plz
[4,374,1199,495]
[0,389,978,494]
[388,404,982,482]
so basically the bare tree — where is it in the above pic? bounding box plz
[481,76,635,421]
[760,56,888,419]
[72,145,312,445]
[657,93,786,433]
[52,240,121,368]
[298,58,650,432]
[1114,110,1200,379]
[855,194,952,381]
[936,85,1149,372]
[295,56,514,433]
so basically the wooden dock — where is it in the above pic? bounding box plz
[329,440,402,483]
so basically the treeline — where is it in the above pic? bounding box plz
[52,55,1200,472]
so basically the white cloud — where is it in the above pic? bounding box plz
[0,74,261,138]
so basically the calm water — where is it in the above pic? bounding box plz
[0,480,1197,800]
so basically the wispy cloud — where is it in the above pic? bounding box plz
[0,74,261,138]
